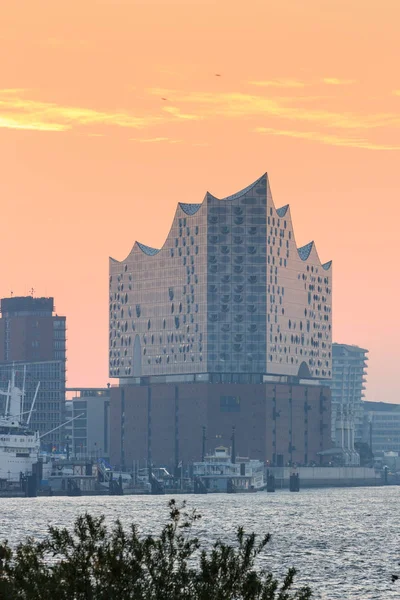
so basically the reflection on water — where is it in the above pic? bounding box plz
[0,487,399,599]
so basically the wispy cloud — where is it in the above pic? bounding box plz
[322,78,356,85]
[248,79,306,88]
[255,126,400,150]
[130,137,181,144]
[149,88,400,130]
[162,106,202,121]
[0,90,164,132]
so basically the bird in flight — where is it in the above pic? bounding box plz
[215,73,221,77]
[161,97,168,101]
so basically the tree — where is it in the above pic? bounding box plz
[0,500,312,600]
[354,442,374,467]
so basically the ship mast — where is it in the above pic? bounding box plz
[4,381,11,417]
[21,365,26,418]
[27,383,40,425]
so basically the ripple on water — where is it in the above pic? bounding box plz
[0,487,399,600]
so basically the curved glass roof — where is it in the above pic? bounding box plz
[137,242,160,256]
[297,241,314,261]
[221,173,267,202]
[276,204,289,217]
[179,202,202,215]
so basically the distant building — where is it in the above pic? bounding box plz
[0,296,67,448]
[108,173,333,469]
[363,401,400,454]
[65,388,111,459]
[0,297,66,363]
[328,343,368,465]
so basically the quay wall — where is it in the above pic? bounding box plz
[268,466,381,488]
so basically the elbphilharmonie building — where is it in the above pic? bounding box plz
[109,173,332,384]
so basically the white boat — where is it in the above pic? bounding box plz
[193,446,266,493]
[0,368,87,485]
[96,459,135,490]
[0,369,40,482]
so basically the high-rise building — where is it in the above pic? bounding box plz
[0,296,67,448]
[329,343,368,464]
[108,174,333,469]
[109,173,332,382]
[0,296,66,363]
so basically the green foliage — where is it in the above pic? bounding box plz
[0,500,312,600]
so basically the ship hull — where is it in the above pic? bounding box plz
[0,434,40,482]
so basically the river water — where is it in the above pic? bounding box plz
[0,486,399,599]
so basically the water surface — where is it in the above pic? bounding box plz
[1,487,398,599]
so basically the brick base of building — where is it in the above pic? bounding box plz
[110,382,331,471]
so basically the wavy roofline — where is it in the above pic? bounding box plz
[206,172,267,202]
[109,173,332,270]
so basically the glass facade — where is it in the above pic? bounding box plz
[363,402,400,453]
[109,174,332,381]
[0,360,66,447]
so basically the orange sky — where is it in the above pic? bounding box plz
[1,0,399,402]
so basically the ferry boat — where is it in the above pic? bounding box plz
[193,446,266,493]
[0,370,40,483]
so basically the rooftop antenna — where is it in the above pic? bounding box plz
[10,290,13,297]
[30,288,35,297]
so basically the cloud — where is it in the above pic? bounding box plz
[255,126,400,150]
[130,137,181,144]
[162,106,202,121]
[322,78,356,85]
[248,79,306,88]
[148,88,400,130]
[0,90,165,132]
[0,116,67,132]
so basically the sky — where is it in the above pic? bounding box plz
[0,0,399,402]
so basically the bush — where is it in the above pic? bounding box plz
[0,500,312,599]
